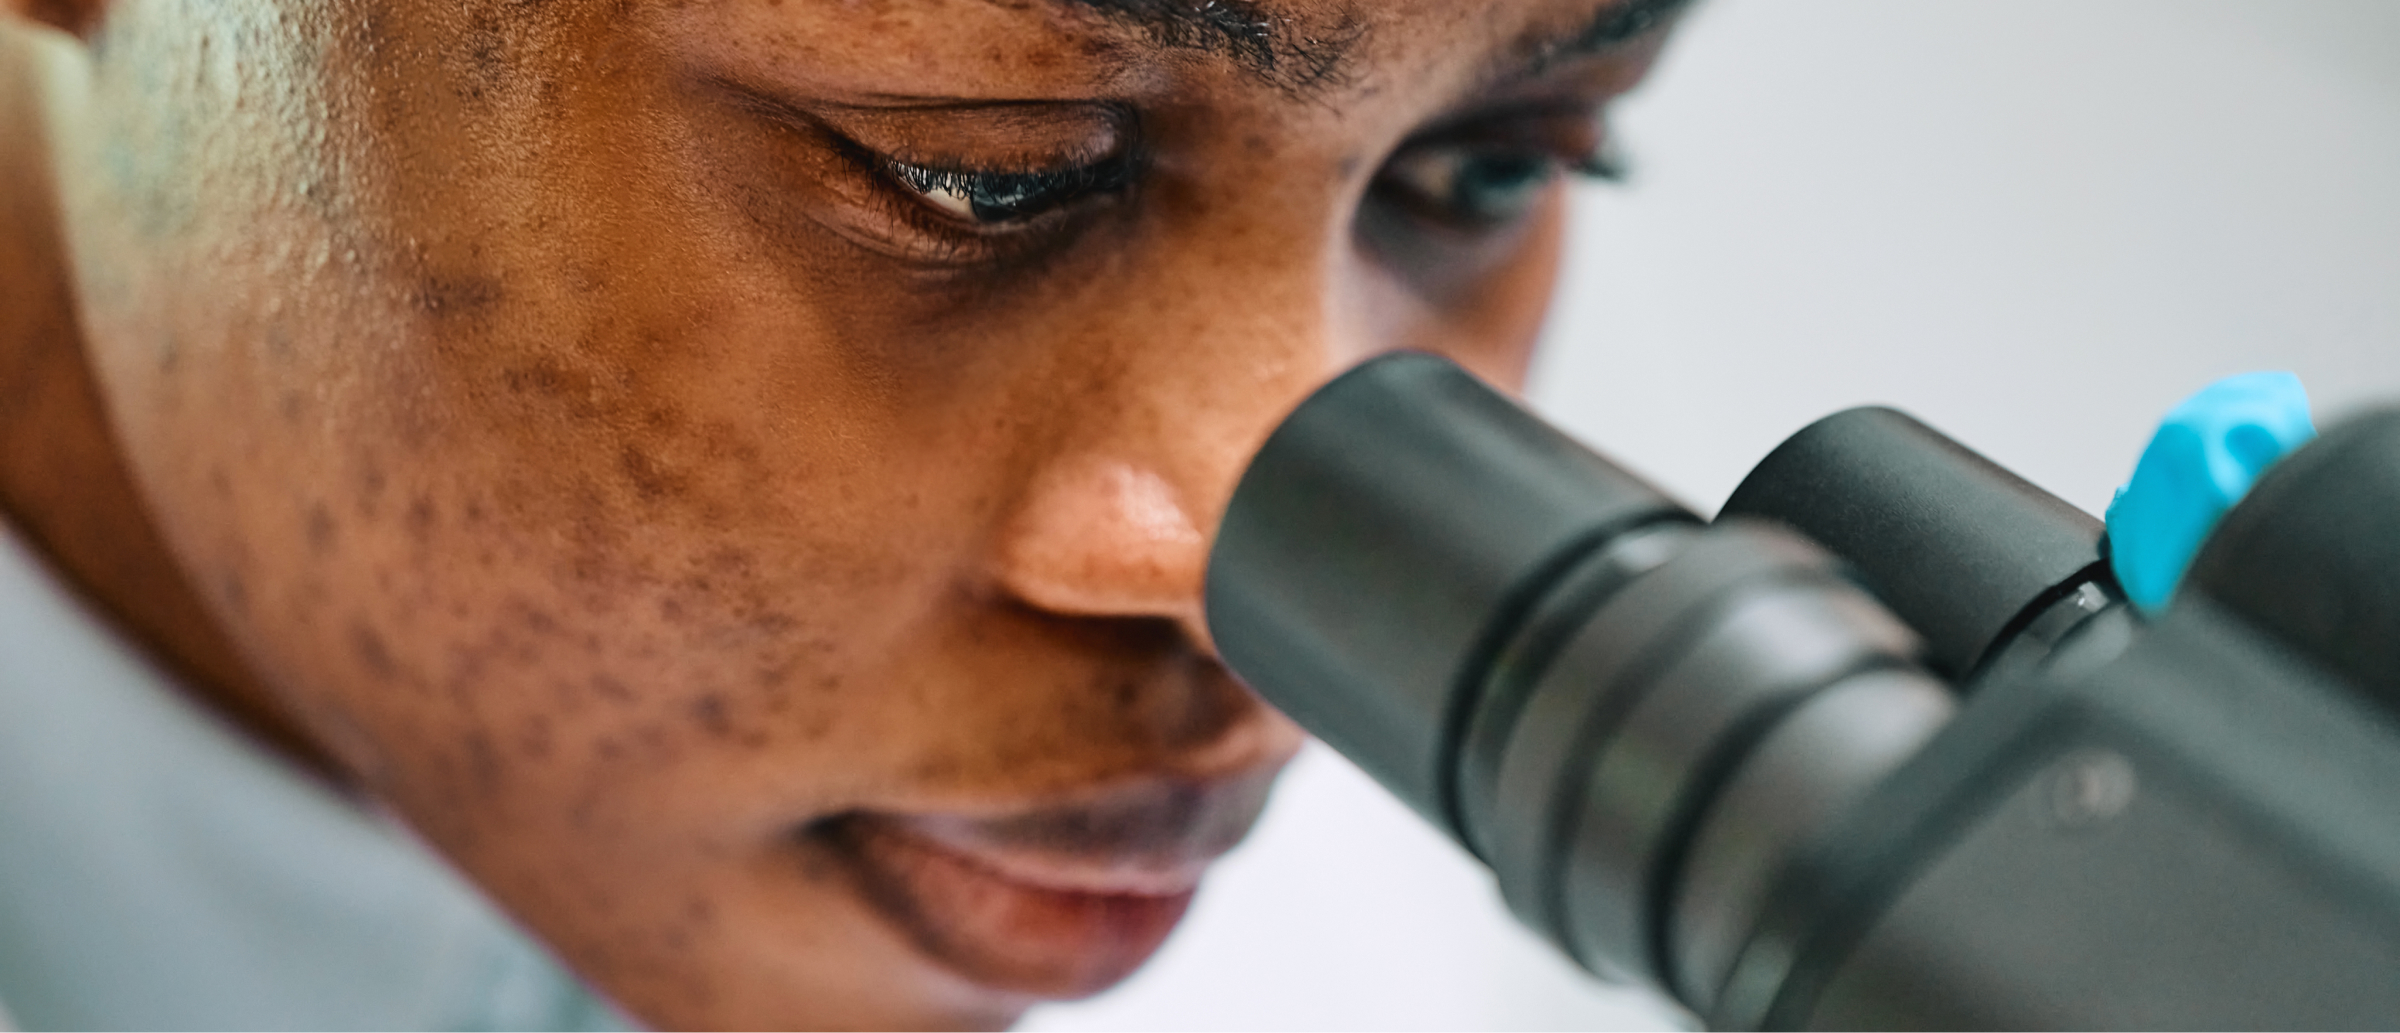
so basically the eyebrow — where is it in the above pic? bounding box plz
[1512,0,1697,79]
[1044,0,1692,95]
[1047,0,1357,93]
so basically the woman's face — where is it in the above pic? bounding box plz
[48,0,1675,1025]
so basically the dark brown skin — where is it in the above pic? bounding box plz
[0,0,1676,1028]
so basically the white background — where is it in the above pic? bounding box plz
[1028,2,2400,1028]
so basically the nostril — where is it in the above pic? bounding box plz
[990,459,1212,624]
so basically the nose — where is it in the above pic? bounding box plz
[982,143,1382,653]
[986,443,1311,781]
[989,455,1216,644]
[981,262,1371,652]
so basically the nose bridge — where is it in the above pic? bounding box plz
[1118,222,1356,493]
[988,194,1364,633]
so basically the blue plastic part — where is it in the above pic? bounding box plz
[2106,372,2316,616]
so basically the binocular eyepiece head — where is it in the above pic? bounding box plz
[1204,352,2105,1002]
[1208,352,2400,1025]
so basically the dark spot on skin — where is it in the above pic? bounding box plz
[404,494,437,543]
[464,730,504,791]
[305,503,337,553]
[590,673,636,705]
[515,714,555,760]
[216,570,248,614]
[568,793,599,831]
[689,693,733,738]
[357,460,387,516]
[635,724,671,760]
[618,444,688,502]
[279,390,306,423]
[407,273,504,317]
[502,358,571,398]
[568,553,610,587]
[748,610,799,636]
[796,708,836,743]
[350,622,399,681]
[514,600,561,636]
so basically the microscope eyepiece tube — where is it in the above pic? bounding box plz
[1719,406,2109,681]
[1206,353,1951,993]
[1205,352,1694,840]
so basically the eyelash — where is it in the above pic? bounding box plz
[1367,125,1624,232]
[883,158,1135,226]
[1574,139,1631,183]
[825,105,1609,269]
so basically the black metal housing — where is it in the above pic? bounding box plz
[1205,354,2400,1029]
[1721,407,2109,680]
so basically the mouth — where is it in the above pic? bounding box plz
[811,771,1280,999]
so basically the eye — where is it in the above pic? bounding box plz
[1374,141,1624,228]
[885,159,1132,226]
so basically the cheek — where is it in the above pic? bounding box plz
[265,298,956,825]
[185,284,1036,1018]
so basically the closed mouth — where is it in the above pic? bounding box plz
[809,772,1277,999]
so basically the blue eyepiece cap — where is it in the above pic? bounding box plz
[2107,371,2316,615]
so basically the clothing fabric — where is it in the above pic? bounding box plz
[0,519,623,1031]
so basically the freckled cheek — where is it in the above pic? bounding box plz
[225,218,1047,835]
[286,509,920,843]
[329,433,995,812]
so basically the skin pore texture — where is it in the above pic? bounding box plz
[0,0,1677,1027]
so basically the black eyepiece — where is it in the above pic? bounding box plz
[1205,354,2400,1027]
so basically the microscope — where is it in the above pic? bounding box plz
[1206,352,2400,1029]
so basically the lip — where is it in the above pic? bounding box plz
[814,771,1279,998]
